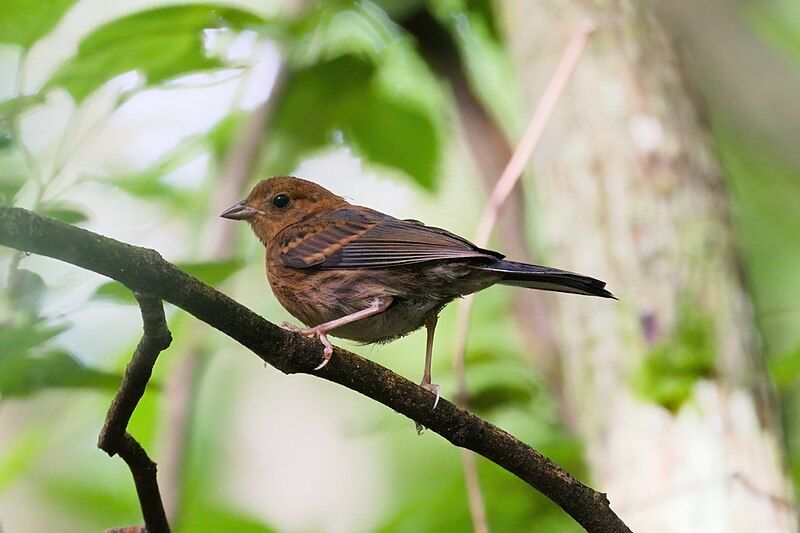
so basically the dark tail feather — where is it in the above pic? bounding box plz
[477,260,616,299]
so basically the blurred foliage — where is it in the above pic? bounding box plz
[0,174,26,206]
[265,1,449,189]
[428,0,524,137]
[1,0,800,531]
[632,305,717,412]
[46,5,265,102]
[745,0,800,65]
[0,0,76,49]
[0,428,47,493]
[716,123,800,493]
[0,318,119,398]
[7,268,47,316]
[0,94,46,129]
[716,126,800,356]
[0,348,120,398]
[40,201,89,224]
[0,265,121,399]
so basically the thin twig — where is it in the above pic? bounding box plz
[450,22,596,531]
[472,21,597,246]
[0,206,631,533]
[98,293,173,533]
[460,449,489,533]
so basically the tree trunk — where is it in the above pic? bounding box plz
[500,1,797,530]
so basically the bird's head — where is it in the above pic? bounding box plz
[220,176,348,246]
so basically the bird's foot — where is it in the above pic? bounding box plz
[414,381,440,434]
[281,323,334,370]
[312,330,334,370]
[420,381,440,410]
[280,321,307,334]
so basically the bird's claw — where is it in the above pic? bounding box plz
[281,321,308,334]
[420,382,440,410]
[313,339,334,370]
[415,382,441,434]
[280,323,334,370]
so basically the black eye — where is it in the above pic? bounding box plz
[272,194,290,209]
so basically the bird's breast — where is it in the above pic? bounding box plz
[265,256,498,343]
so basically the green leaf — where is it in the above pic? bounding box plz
[372,0,426,19]
[0,349,120,398]
[92,281,135,304]
[41,201,89,224]
[267,2,448,189]
[0,322,66,354]
[632,304,717,412]
[0,174,27,206]
[0,0,76,49]
[428,0,524,137]
[0,94,46,157]
[0,93,46,121]
[109,141,201,208]
[179,258,246,285]
[47,4,265,102]
[8,269,47,317]
[0,131,12,151]
[106,111,244,206]
[267,56,445,189]
[94,258,244,304]
[289,1,403,67]
[470,383,534,414]
[111,168,195,208]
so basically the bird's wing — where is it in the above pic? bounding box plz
[275,208,503,269]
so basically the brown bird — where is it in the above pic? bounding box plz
[221,176,614,407]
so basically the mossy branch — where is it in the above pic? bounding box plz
[0,207,630,533]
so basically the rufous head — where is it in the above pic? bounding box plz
[220,176,348,246]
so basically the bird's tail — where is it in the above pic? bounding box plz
[476,260,615,299]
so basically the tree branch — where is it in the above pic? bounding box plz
[98,293,172,533]
[160,62,287,525]
[0,207,630,533]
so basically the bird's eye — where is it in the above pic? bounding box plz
[272,194,290,209]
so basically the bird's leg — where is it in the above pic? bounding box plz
[416,315,440,434]
[420,315,440,408]
[281,297,392,370]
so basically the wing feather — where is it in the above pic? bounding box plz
[276,208,502,269]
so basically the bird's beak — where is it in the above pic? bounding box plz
[220,200,259,220]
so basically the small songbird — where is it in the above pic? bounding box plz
[221,176,613,407]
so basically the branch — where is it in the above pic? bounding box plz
[160,63,287,524]
[0,207,630,533]
[98,293,172,533]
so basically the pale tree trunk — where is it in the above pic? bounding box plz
[500,1,797,531]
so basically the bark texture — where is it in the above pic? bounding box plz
[500,1,797,530]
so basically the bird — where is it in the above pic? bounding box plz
[221,176,614,408]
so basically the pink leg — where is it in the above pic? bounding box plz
[281,297,392,370]
[420,315,440,408]
[416,315,440,434]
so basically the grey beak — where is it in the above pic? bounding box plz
[220,200,259,220]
